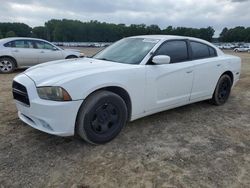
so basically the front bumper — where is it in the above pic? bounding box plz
[13,73,83,136]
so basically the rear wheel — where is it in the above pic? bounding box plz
[210,75,232,105]
[76,90,127,144]
[0,57,16,73]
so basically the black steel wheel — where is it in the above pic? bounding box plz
[76,90,127,144]
[210,74,232,105]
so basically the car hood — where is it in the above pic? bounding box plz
[24,58,134,86]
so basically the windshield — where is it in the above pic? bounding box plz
[93,38,159,64]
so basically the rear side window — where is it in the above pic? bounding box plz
[4,40,34,48]
[155,40,188,63]
[190,41,217,59]
[4,42,12,47]
[209,46,216,57]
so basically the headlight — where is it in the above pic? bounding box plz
[79,52,85,57]
[37,87,72,101]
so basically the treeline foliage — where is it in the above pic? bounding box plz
[219,27,250,42]
[0,22,32,38]
[3,19,244,42]
[40,19,215,42]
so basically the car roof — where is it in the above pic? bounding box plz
[129,35,223,55]
[130,35,209,43]
[0,37,49,44]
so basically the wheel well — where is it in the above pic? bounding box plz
[222,71,234,83]
[66,55,77,59]
[96,86,132,121]
[0,56,17,67]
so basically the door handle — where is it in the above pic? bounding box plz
[40,51,45,53]
[186,70,193,74]
[13,50,19,52]
[217,64,221,67]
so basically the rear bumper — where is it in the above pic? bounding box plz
[13,73,83,136]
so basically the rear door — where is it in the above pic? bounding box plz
[34,41,63,63]
[189,41,224,100]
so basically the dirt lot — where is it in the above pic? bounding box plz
[0,49,249,188]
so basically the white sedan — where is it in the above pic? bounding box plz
[0,37,83,73]
[234,45,250,53]
[12,35,241,144]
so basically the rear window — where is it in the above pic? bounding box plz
[3,40,34,48]
[209,46,217,57]
[4,42,12,47]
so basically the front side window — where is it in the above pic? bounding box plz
[34,41,55,50]
[93,38,159,64]
[155,40,189,63]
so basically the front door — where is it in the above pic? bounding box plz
[34,41,63,63]
[145,40,195,112]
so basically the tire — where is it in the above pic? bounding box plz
[234,49,238,53]
[66,55,77,59]
[76,90,128,144]
[0,57,16,73]
[248,50,250,53]
[210,75,232,105]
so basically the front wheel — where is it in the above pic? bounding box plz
[76,90,128,144]
[66,55,77,59]
[210,75,232,105]
[0,57,16,73]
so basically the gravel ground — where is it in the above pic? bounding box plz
[0,49,249,188]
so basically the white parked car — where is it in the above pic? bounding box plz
[0,37,83,73]
[221,44,235,50]
[13,35,241,144]
[234,45,250,53]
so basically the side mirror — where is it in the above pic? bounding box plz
[152,55,171,65]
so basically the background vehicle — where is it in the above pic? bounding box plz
[13,35,241,144]
[0,37,83,73]
[234,45,250,53]
[218,43,236,50]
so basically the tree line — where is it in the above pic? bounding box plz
[219,27,250,42]
[0,19,249,42]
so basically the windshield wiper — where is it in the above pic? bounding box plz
[95,57,112,62]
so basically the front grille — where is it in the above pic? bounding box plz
[12,81,30,106]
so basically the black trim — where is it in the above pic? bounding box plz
[147,39,218,65]
[147,39,190,65]
[12,81,30,106]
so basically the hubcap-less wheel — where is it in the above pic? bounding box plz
[217,78,231,103]
[91,103,119,134]
[76,90,128,144]
[211,74,232,105]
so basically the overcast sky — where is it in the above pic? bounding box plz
[0,0,249,36]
